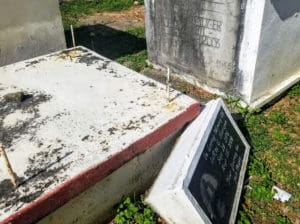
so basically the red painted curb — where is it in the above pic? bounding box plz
[1,102,200,224]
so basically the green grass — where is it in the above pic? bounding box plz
[60,0,143,28]
[113,196,157,224]
[116,27,148,72]
[117,50,148,72]
[269,111,287,125]
[288,84,300,98]
[126,27,146,39]
[237,84,300,224]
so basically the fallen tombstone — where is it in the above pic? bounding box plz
[0,47,200,224]
[146,98,250,224]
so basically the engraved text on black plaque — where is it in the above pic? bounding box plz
[188,108,246,223]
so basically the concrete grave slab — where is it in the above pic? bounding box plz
[0,47,200,224]
[146,98,250,224]
[0,0,66,67]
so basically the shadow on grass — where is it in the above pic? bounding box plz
[65,24,146,60]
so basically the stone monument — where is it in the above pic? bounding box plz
[145,0,300,108]
[0,0,66,67]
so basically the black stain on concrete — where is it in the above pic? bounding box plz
[108,127,118,135]
[0,163,70,211]
[54,47,112,69]
[140,80,157,87]
[81,135,90,141]
[25,58,47,68]
[271,0,300,20]
[0,92,51,149]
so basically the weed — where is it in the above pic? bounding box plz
[126,27,146,39]
[269,111,287,125]
[248,159,274,200]
[288,84,300,98]
[272,129,292,145]
[237,210,251,224]
[137,0,144,4]
[224,96,260,116]
[245,114,271,153]
[113,196,156,224]
[294,105,300,112]
[117,50,147,72]
[275,215,292,224]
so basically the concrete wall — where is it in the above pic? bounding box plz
[0,0,66,67]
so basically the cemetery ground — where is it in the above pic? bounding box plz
[59,1,300,223]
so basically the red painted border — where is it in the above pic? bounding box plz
[1,103,200,224]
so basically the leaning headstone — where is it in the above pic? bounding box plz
[146,98,250,224]
[0,0,66,67]
[145,0,300,108]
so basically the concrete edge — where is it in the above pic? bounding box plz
[249,74,300,109]
[1,103,200,224]
[237,0,266,103]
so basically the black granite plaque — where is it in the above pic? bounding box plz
[188,107,246,224]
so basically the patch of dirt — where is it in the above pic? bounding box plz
[80,5,145,31]
[142,68,216,105]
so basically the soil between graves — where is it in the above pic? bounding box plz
[79,5,145,31]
